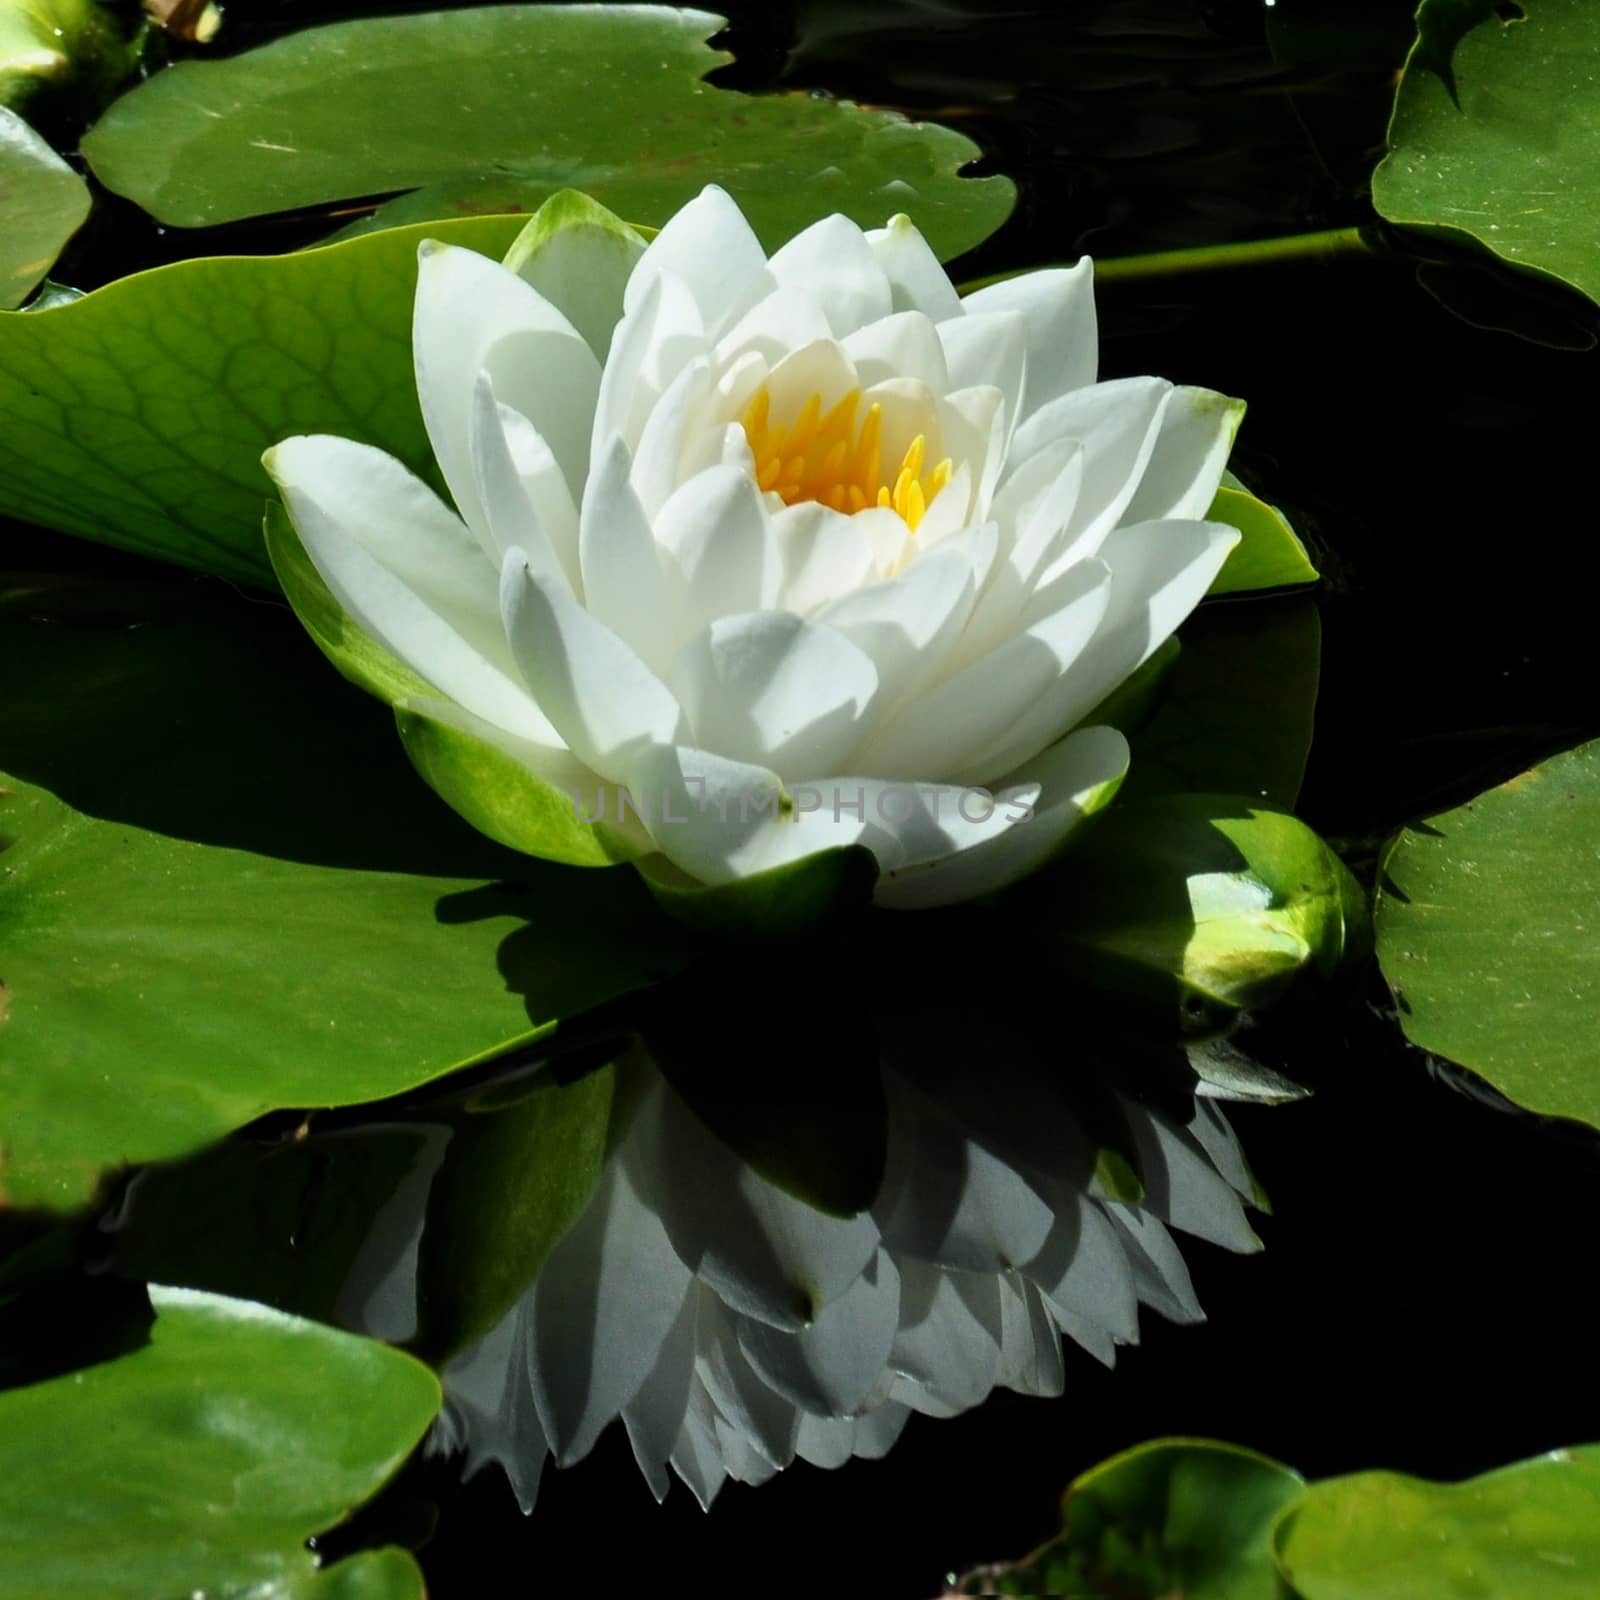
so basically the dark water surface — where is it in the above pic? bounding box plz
[18,1,1600,1593]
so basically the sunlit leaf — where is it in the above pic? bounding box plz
[1374,0,1600,308]
[81,4,1011,256]
[0,1285,436,1600]
[960,1437,1304,1597]
[1375,738,1600,1130]
[1207,482,1318,595]
[1278,1446,1600,1599]
[0,214,526,584]
[0,587,684,1210]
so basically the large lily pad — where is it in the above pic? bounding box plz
[80,4,1011,256]
[1374,0,1600,307]
[1277,1446,1600,1599]
[0,1285,436,1600]
[959,1438,1305,1597]
[1375,738,1600,1130]
[0,106,91,309]
[0,213,527,585]
[0,587,683,1210]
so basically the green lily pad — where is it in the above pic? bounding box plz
[1277,1446,1600,1599]
[80,4,1011,257]
[959,1437,1305,1597]
[1375,738,1600,1130]
[0,1285,436,1600]
[0,212,527,585]
[0,587,683,1211]
[1036,795,1369,1034]
[1207,482,1319,595]
[0,107,91,309]
[1374,0,1600,308]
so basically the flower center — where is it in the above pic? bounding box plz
[739,385,954,531]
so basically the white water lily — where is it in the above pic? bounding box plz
[265,187,1243,909]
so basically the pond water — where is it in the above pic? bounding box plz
[11,0,1600,1593]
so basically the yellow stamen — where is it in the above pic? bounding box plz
[738,383,956,532]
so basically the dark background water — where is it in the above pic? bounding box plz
[16,0,1600,1593]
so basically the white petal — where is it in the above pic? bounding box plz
[907,461,976,551]
[993,1275,1066,1397]
[736,1252,901,1416]
[500,549,686,782]
[1124,1101,1260,1253]
[529,1158,693,1465]
[813,528,988,711]
[1187,1101,1258,1202]
[1023,1192,1139,1343]
[592,270,707,460]
[1010,376,1172,566]
[502,190,647,362]
[872,723,1129,909]
[622,1288,699,1502]
[668,610,879,778]
[669,1378,730,1510]
[624,1079,881,1332]
[469,375,580,591]
[949,439,1085,670]
[414,241,599,534]
[1108,1207,1206,1325]
[579,435,676,673]
[771,500,879,614]
[867,213,962,322]
[713,285,833,368]
[625,184,773,336]
[841,309,950,393]
[875,1083,1055,1273]
[1120,385,1246,524]
[962,258,1096,416]
[938,309,1027,437]
[696,1292,799,1468]
[794,1413,858,1470]
[852,1400,913,1459]
[653,464,780,646]
[956,519,1238,783]
[765,336,861,421]
[767,214,893,337]
[265,435,556,744]
[630,356,712,517]
[890,1259,1003,1412]
[853,557,1111,781]
[938,383,1007,516]
[622,743,812,885]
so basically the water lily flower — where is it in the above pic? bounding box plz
[265,187,1243,912]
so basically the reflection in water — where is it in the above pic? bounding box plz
[111,960,1265,1514]
[373,1069,1255,1511]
